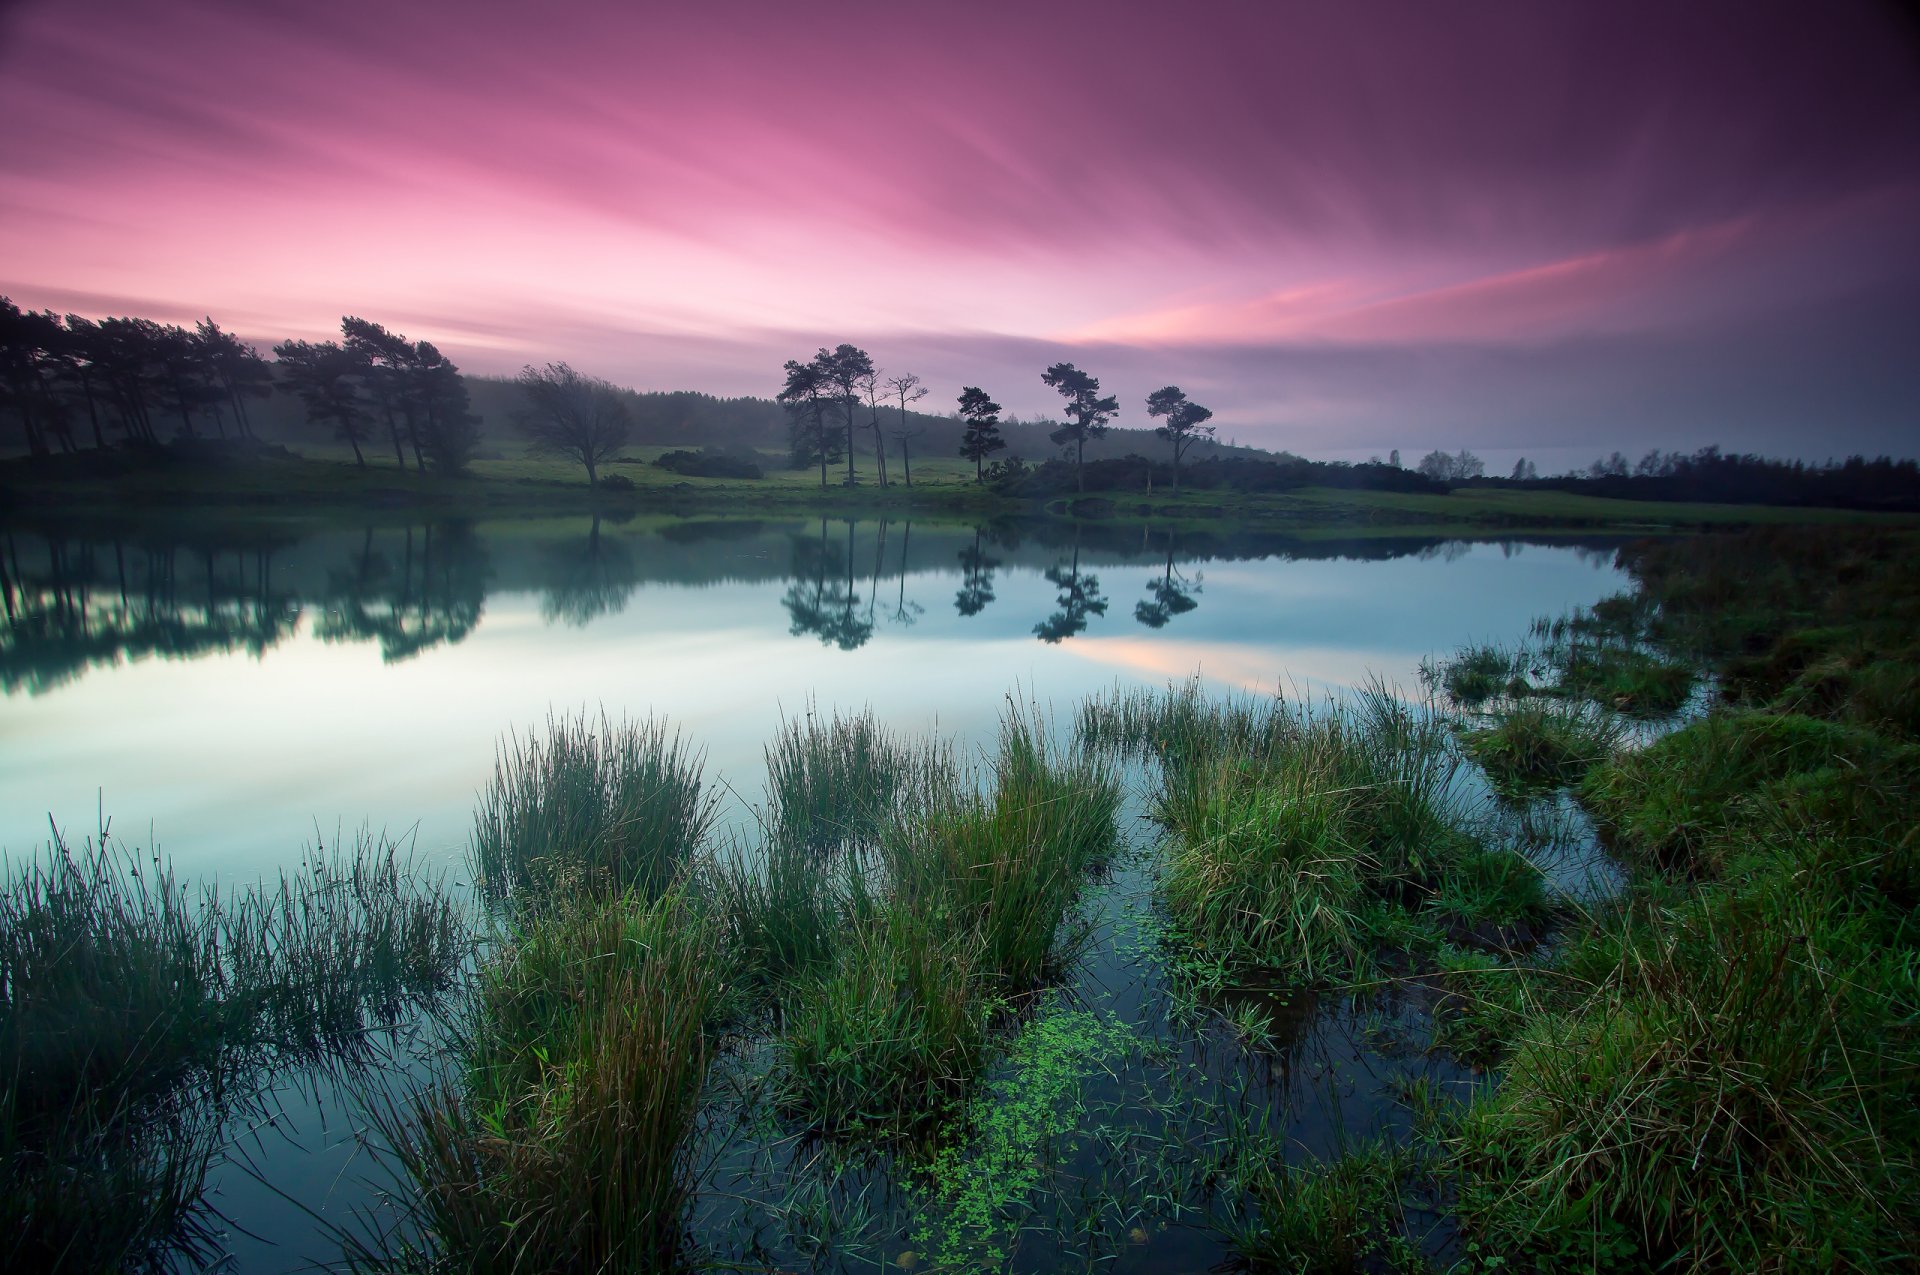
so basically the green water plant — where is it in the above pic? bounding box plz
[471,709,715,906]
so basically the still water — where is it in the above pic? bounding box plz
[2,514,1626,879]
[2,513,1629,1270]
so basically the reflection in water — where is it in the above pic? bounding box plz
[1133,535,1201,629]
[0,514,1639,698]
[1034,536,1109,643]
[782,517,873,651]
[955,527,999,617]
[540,514,637,627]
[1,527,301,695]
[316,522,489,660]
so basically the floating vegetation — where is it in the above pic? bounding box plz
[1461,698,1625,796]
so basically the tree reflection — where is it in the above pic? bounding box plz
[1134,535,1201,629]
[1,528,301,694]
[954,527,999,617]
[538,515,638,627]
[781,517,873,650]
[315,522,490,659]
[1033,537,1107,643]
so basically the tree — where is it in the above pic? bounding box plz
[1416,448,1486,482]
[512,362,631,490]
[1389,449,1401,468]
[885,373,929,487]
[813,344,874,486]
[274,339,375,464]
[778,358,839,487]
[1040,363,1117,492]
[956,385,1005,482]
[1588,451,1629,479]
[343,317,422,468]
[1143,385,1215,491]
[412,342,481,474]
[194,319,272,442]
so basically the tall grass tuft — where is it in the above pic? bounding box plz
[472,710,715,906]
[776,702,1120,1131]
[763,705,943,856]
[1462,699,1624,796]
[2,827,469,1271]
[359,886,726,1273]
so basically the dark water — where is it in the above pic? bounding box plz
[0,513,1630,1270]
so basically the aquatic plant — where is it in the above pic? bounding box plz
[1461,699,1624,795]
[471,710,715,906]
[359,886,726,1272]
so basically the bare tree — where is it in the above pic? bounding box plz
[885,372,929,486]
[512,362,631,491]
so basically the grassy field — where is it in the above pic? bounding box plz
[7,442,1913,534]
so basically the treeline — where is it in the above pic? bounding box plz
[1483,446,1920,511]
[0,299,481,473]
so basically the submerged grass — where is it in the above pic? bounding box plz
[471,710,716,906]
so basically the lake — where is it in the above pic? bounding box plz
[0,512,1631,1270]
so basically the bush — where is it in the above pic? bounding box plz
[653,448,763,479]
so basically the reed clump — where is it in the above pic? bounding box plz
[366,887,726,1273]
[1461,699,1624,795]
[764,706,940,856]
[1,829,468,1271]
[775,705,1119,1132]
[1134,684,1531,982]
[471,710,715,906]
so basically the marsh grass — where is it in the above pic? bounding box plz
[764,706,944,856]
[471,710,715,906]
[222,834,468,1049]
[776,703,1121,1133]
[1215,1138,1410,1274]
[1579,709,1901,872]
[357,886,726,1273]
[1,827,468,1271]
[1557,642,1696,717]
[1457,880,1919,1270]
[1102,682,1514,983]
[1461,699,1625,795]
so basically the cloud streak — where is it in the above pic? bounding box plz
[2,0,1917,455]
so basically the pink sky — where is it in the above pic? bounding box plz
[3,0,1917,458]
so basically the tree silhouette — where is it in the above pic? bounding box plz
[815,344,874,486]
[885,372,929,487]
[1040,363,1117,492]
[193,319,272,441]
[512,362,631,491]
[956,385,1005,482]
[274,339,375,464]
[778,358,839,487]
[1034,539,1107,642]
[1144,385,1215,491]
[343,317,423,469]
